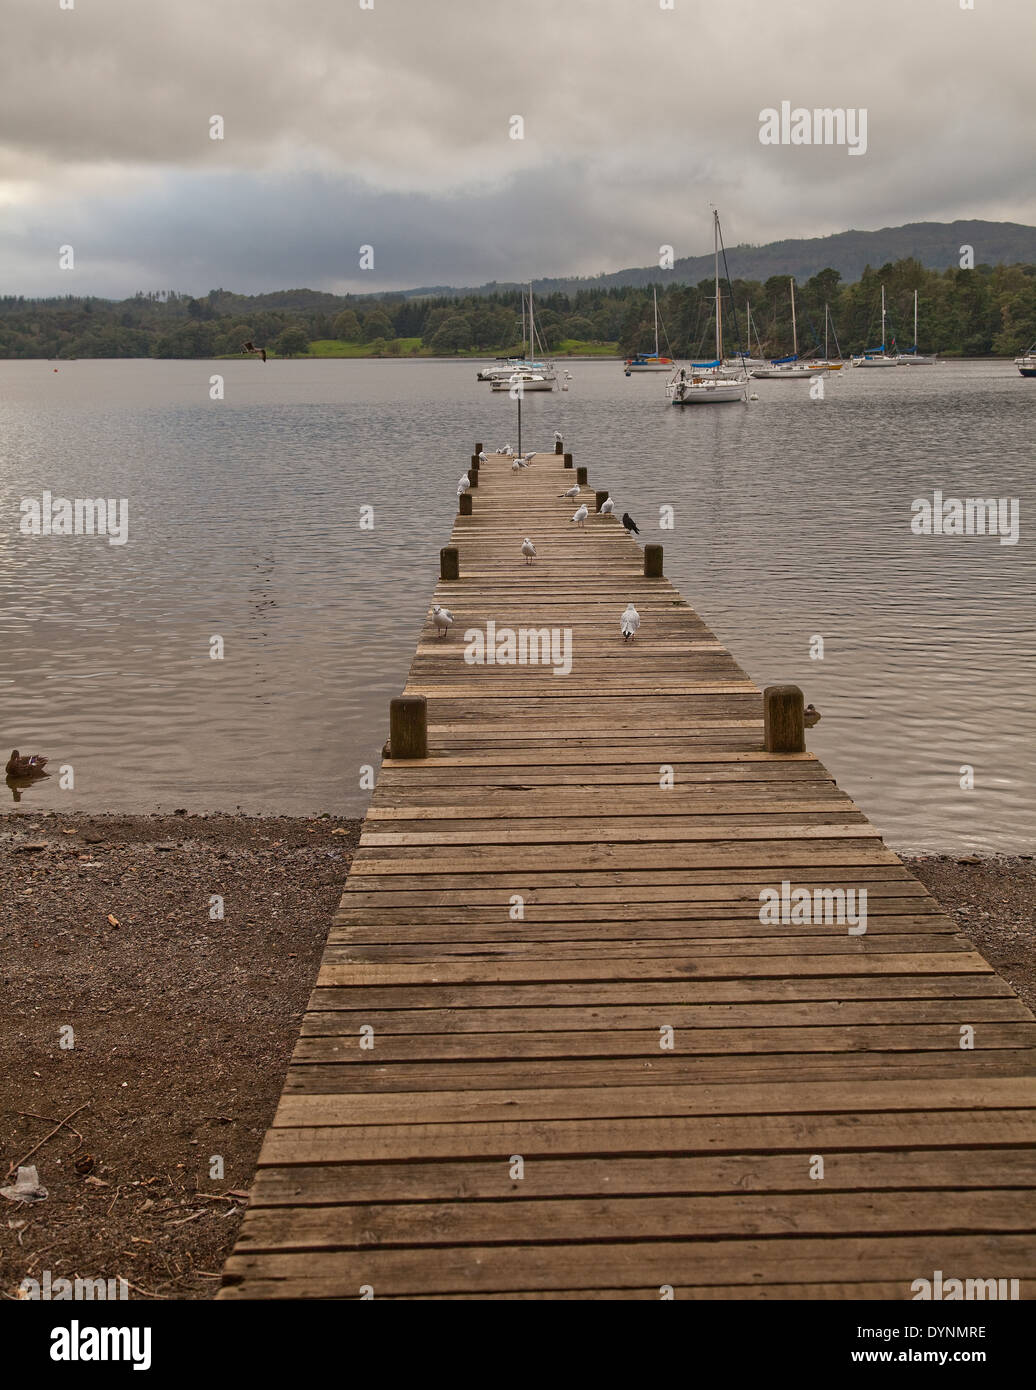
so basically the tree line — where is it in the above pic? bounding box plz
[1,258,1033,360]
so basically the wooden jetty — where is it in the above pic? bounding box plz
[221,443,1036,1299]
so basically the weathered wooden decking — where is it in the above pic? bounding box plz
[221,446,1036,1299]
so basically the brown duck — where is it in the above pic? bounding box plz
[804,704,822,728]
[6,750,49,778]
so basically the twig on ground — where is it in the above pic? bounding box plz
[9,1102,89,1174]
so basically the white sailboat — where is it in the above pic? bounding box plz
[666,210,747,406]
[851,285,900,367]
[490,284,556,391]
[897,290,937,365]
[1014,343,1036,378]
[625,288,676,372]
[751,279,828,379]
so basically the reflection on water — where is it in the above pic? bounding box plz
[1,358,1032,852]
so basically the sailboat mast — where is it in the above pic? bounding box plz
[528,282,535,360]
[881,284,887,351]
[914,289,918,351]
[824,303,829,359]
[521,290,527,360]
[714,210,722,362]
[746,300,752,357]
[653,287,659,357]
[790,277,798,358]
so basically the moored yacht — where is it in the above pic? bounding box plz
[625,289,676,372]
[666,210,748,406]
[851,285,900,367]
[751,279,828,379]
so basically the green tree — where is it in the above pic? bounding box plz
[362,310,393,341]
[333,308,361,340]
[276,327,309,356]
[430,316,472,353]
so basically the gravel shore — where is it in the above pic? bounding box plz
[1,811,1032,1300]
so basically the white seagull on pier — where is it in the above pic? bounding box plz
[600,495,615,514]
[511,458,522,471]
[457,474,470,495]
[432,604,454,637]
[559,484,580,499]
[521,538,536,563]
[478,451,487,464]
[621,603,640,642]
[572,504,589,527]
[553,431,563,443]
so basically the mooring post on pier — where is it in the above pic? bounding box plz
[468,466,478,488]
[470,454,479,471]
[763,684,806,753]
[564,452,573,469]
[474,441,482,455]
[389,695,428,760]
[440,546,459,581]
[555,440,563,454]
[459,493,473,515]
[595,490,609,513]
[577,466,588,485]
[644,544,664,577]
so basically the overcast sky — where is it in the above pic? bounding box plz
[3,0,1034,298]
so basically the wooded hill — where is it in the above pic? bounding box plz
[1,256,1033,360]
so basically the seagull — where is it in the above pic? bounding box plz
[242,340,267,363]
[521,537,536,564]
[559,484,580,499]
[432,605,454,638]
[572,504,589,527]
[804,703,822,728]
[457,475,470,495]
[553,430,563,443]
[504,445,514,456]
[478,451,487,464]
[511,459,522,471]
[622,512,640,535]
[515,456,529,468]
[600,495,615,515]
[620,603,640,642]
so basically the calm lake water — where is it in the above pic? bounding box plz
[1,358,1032,852]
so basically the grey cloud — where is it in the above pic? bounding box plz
[1,0,1033,296]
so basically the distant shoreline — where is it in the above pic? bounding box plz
[2,354,1024,364]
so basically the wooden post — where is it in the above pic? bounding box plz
[764,684,805,754]
[644,544,663,577]
[555,441,563,454]
[564,452,573,469]
[474,441,482,455]
[577,466,588,485]
[459,493,472,515]
[470,454,479,471]
[595,490,609,513]
[440,546,459,581]
[389,695,427,760]
[468,467,478,488]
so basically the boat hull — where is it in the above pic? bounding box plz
[671,382,746,404]
[750,367,828,380]
[490,378,555,392]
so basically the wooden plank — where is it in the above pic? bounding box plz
[246,1148,1036,1207]
[220,1234,1036,1298]
[272,1077,1036,1129]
